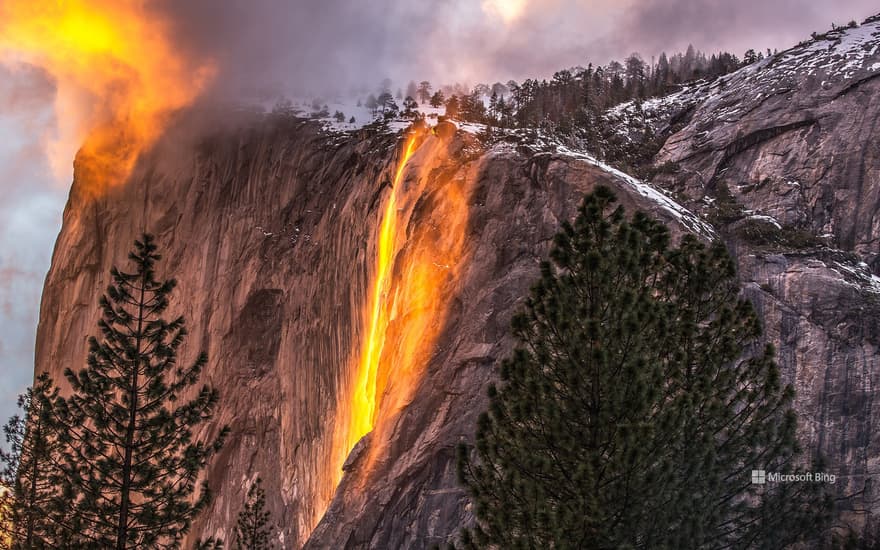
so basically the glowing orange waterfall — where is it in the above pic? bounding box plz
[347,135,419,456]
[327,127,474,501]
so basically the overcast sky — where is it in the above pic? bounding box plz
[156,0,880,96]
[0,0,877,428]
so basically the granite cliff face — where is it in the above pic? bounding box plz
[34,16,880,548]
[615,16,880,531]
[35,115,705,548]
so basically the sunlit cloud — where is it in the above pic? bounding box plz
[482,0,528,24]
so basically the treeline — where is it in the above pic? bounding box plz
[338,46,758,174]
[316,44,760,133]
[408,45,760,130]
[0,235,275,550]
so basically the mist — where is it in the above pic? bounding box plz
[0,63,64,416]
[156,0,879,99]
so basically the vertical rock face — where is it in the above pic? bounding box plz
[35,115,703,548]
[37,116,399,546]
[33,17,880,547]
[646,18,880,531]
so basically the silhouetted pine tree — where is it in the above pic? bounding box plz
[52,234,228,549]
[234,478,274,550]
[0,374,60,549]
[457,187,831,549]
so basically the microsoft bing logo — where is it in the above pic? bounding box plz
[749,469,836,484]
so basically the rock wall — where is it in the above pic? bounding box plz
[651,20,880,532]
[35,116,702,548]
[35,22,880,543]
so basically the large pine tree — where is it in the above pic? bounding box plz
[458,187,831,548]
[52,234,227,549]
[0,374,60,549]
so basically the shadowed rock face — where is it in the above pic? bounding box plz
[35,115,701,548]
[649,19,880,532]
[38,116,395,546]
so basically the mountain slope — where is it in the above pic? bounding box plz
[615,15,880,534]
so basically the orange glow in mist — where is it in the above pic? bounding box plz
[0,1,215,194]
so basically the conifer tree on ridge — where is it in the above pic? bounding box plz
[0,374,60,549]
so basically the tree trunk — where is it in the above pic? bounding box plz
[116,276,146,550]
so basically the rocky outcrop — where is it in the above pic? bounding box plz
[653,19,880,261]
[645,18,880,532]
[35,114,706,548]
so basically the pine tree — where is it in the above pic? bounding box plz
[406,80,419,102]
[417,80,433,104]
[444,95,460,119]
[234,478,274,550]
[365,94,379,117]
[0,374,60,549]
[488,91,499,123]
[429,90,445,109]
[52,234,228,549]
[402,96,420,120]
[457,187,831,549]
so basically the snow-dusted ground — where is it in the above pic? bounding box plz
[831,260,880,293]
[553,144,717,239]
[743,214,783,229]
[279,90,719,241]
[267,95,449,133]
[265,89,718,243]
[606,81,709,126]
[606,18,880,144]
[763,21,880,82]
[697,18,880,121]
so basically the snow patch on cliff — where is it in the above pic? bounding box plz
[745,214,783,229]
[830,260,880,294]
[553,145,716,239]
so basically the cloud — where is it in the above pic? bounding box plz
[614,0,879,60]
[0,64,65,435]
[149,0,879,96]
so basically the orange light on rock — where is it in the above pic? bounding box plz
[325,126,473,517]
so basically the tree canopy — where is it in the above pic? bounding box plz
[458,187,831,549]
